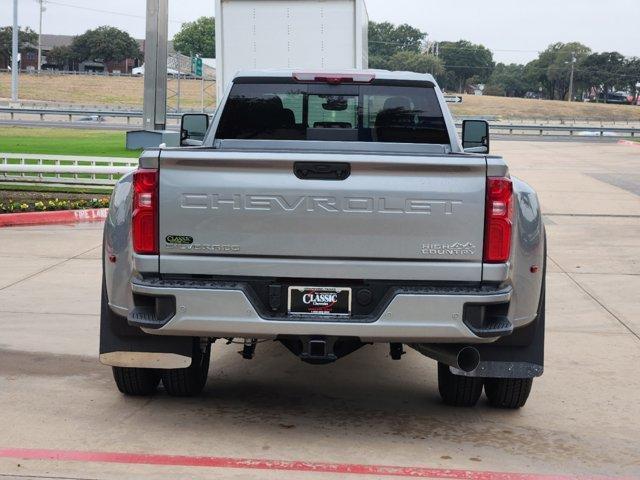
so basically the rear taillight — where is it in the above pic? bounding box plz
[484,177,513,263]
[132,168,158,255]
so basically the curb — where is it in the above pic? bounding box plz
[0,446,622,480]
[0,208,108,227]
[617,140,640,147]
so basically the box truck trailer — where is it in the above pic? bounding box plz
[215,0,369,100]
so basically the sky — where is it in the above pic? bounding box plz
[2,0,639,64]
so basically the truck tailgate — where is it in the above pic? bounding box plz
[158,150,486,280]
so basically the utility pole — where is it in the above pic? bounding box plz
[568,52,576,102]
[176,54,181,113]
[142,0,169,131]
[11,0,19,102]
[37,0,45,71]
[201,67,205,113]
[127,0,176,149]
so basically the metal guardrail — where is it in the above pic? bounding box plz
[1,107,639,136]
[0,107,184,125]
[0,153,137,186]
[498,117,640,126]
[486,124,639,137]
[0,67,216,80]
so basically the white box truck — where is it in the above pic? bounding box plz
[215,0,369,100]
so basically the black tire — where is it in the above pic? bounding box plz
[161,340,211,397]
[112,366,160,396]
[484,377,533,409]
[437,362,484,407]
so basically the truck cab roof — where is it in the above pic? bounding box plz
[230,69,439,85]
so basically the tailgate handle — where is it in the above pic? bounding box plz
[294,162,351,181]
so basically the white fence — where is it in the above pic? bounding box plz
[0,153,137,187]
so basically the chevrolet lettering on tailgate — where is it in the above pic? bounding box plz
[180,193,463,215]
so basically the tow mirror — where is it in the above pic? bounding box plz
[180,113,209,146]
[462,119,490,154]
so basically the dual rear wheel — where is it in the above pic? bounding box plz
[437,362,533,409]
[111,342,532,407]
[112,341,211,397]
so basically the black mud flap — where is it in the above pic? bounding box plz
[454,233,547,379]
[467,296,545,378]
[99,276,193,361]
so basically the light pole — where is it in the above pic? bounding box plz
[143,0,168,131]
[568,52,576,102]
[11,0,19,102]
[37,0,45,71]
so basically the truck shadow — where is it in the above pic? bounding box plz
[0,344,626,470]
[142,342,600,466]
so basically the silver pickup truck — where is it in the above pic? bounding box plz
[100,70,546,408]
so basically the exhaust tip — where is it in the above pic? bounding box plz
[457,347,481,373]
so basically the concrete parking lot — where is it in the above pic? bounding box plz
[0,139,639,480]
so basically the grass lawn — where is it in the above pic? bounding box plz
[0,127,140,158]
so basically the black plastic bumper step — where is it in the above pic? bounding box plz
[128,306,162,328]
[467,315,514,338]
[127,304,175,329]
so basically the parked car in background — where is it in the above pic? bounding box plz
[132,64,182,77]
[593,92,632,104]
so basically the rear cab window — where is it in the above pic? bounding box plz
[215,79,451,145]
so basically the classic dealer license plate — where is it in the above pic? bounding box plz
[288,287,352,316]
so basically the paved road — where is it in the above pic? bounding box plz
[0,119,143,130]
[0,140,639,480]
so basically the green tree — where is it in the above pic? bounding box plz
[623,57,640,102]
[386,51,444,77]
[72,26,140,63]
[45,45,79,69]
[486,63,530,97]
[368,21,426,69]
[438,40,494,92]
[549,43,590,100]
[580,52,627,102]
[528,42,591,100]
[522,59,547,97]
[173,17,215,57]
[0,26,37,68]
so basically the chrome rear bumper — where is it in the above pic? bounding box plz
[127,280,513,343]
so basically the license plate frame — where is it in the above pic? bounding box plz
[287,286,352,316]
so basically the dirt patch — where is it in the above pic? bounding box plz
[450,94,640,122]
[0,72,214,110]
